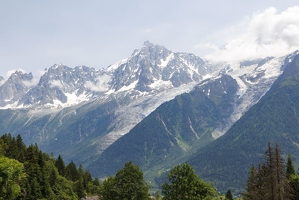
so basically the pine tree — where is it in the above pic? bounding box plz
[286,154,295,179]
[55,155,65,176]
[65,161,79,181]
[225,189,233,200]
[243,143,293,200]
[75,177,86,199]
[243,165,258,200]
[16,134,26,162]
[263,143,276,199]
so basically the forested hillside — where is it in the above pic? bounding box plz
[0,134,101,199]
[188,54,299,192]
[88,75,239,181]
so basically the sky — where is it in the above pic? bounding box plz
[1,0,299,78]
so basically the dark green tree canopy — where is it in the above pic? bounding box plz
[286,154,295,179]
[101,161,150,200]
[162,163,217,200]
[225,189,233,200]
[0,133,101,199]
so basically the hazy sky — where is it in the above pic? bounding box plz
[1,1,299,78]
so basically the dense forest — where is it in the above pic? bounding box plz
[1,134,299,199]
[0,133,101,199]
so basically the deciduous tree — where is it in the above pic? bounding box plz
[100,161,150,200]
[162,163,217,200]
[0,156,26,199]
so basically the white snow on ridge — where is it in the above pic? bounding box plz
[107,59,128,72]
[258,57,283,79]
[64,92,90,106]
[159,53,174,68]
[211,56,285,139]
[0,101,20,109]
[117,80,138,92]
[148,80,172,90]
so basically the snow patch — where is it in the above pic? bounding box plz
[159,53,174,68]
[148,80,172,90]
[117,80,138,92]
[107,59,128,72]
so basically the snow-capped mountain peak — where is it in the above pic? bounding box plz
[0,42,212,109]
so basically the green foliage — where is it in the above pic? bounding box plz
[55,154,66,176]
[65,161,79,181]
[289,174,299,200]
[0,156,26,199]
[225,189,233,200]
[162,163,217,200]
[100,161,150,200]
[286,154,295,179]
[101,176,118,200]
[0,133,101,199]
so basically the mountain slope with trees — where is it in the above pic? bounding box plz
[187,54,299,192]
[88,75,239,181]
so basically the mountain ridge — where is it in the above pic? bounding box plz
[0,42,298,193]
[0,41,217,165]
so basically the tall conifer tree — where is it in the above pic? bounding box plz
[243,143,293,200]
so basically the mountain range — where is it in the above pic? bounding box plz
[0,41,298,193]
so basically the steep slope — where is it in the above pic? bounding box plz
[187,52,299,193]
[88,75,239,178]
[86,52,288,177]
[86,51,293,192]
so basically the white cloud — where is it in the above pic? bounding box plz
[85,74,111,92]
[0,79,5,86]
[202,6,299,62]
[50,80,63,89]
[22,77,39,88]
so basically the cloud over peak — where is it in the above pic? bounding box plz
[202,6,299,62]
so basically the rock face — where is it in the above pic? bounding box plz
[0,71,34,107]
[110,41,209,91]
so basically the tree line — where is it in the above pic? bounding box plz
[99,143,299,200]
[1,133,299,199]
